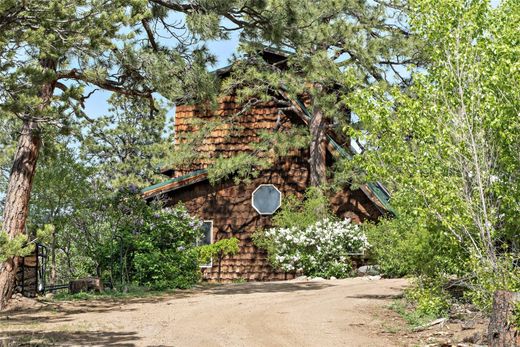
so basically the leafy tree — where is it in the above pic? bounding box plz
[126,199,203,290]
[347,0,520,308]
[80,95,170,189]
[29,141,92,286]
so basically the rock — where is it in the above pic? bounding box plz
[311,277,326,282]
[45,293,55,299]
[462,332,482,344]
[293,276,308,281]
[357,265,381,276]
[366,275,381,281]
[330,276,337,280]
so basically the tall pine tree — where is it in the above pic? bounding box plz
[159,0,419,186]
[0,0,219,308]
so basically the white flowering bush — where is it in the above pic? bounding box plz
[254,218,370,278]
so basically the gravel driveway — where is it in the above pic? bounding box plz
[0,277,408,346]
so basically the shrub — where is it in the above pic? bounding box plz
[133,206,203,289]
[254,218,369,278]
[364,215,467,279]
[271,187,332,229]
[406,279,451,318]
[464,254,520,311]
[197,237,240,282]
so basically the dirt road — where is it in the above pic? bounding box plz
[1,278,408,346]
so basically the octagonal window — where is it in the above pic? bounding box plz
[252,184,281,215]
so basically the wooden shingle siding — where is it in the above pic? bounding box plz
[163,158,381,282]
[172,97,299,177]
[149,95,386,282]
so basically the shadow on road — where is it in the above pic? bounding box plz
[344,293,404,300]
[0,294,182,327]
[0,330,139,346]
[198,281,334,295]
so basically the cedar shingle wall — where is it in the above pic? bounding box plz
[162,158,381,282]
[166,97,382,281]
[173,97,298,176]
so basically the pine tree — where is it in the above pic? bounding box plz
[0,0,219,308]
[160,0,419,187]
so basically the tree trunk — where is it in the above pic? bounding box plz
[309,84,327,186]
[217,253,222,283]
[488,290,520,347]
[0,58,56,309]
[0,120,42,309]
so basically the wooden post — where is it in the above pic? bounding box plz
[488,290,520,347]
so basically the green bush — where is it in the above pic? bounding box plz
[365,215,467,279]
[464,254,520,311]
[405,279,451,318]
[197,238,240,282]
[132,207,203,289]
[89,188,204,290]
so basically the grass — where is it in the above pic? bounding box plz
[389,299,440,329]
[50,285,175,302]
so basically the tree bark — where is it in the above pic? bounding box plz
[0,58,56,309]
[488,290,520,347]
[309,84,327,186]
[0,120,42,308]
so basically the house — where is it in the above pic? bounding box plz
[143,49,391,282]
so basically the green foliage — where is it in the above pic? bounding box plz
[91,189,203,290]
[52,285,175,302]
[271,187,331,230]
[346,0,520,311]
[390,299,441,329]
[405,280,451,318]
[365,216,466,278]
[197,238,240,266]
[35,224,55,245]
[390,280,451,328]
[513,301,520,330]
[0,232,34,263]
[132,206,203,289]
[80,95,170,189]
[464,254,520,311]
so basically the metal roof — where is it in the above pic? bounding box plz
[142,169,208,198]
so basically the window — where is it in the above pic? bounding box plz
[198,220,213,268]
[252,184,282,215]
